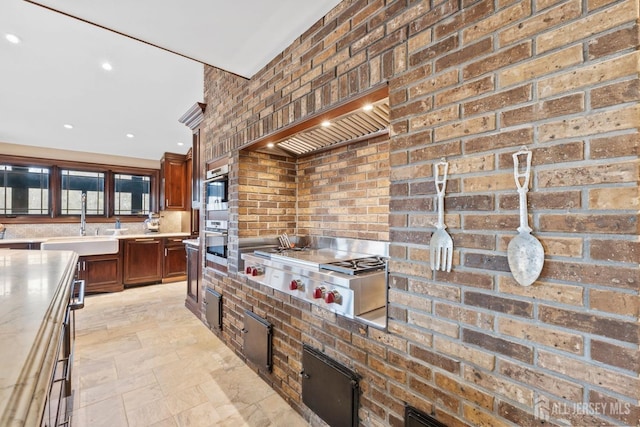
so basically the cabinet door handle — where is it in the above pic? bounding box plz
[165,248,168,257]
[134,238,155,242]
[70,279,85,310]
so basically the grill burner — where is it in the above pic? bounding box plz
[321,257,387,275]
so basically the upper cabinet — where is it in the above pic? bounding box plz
[179,102,206,210]
[160,152,187,211]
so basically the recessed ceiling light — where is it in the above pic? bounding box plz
[321,120,331,127]
[267,142,275,148]
[363,104,374,111]
[5,34,21,44]
[177,142,184,146]
[63,124,73,129]
[101,62,113,71]
[126,133,134,138]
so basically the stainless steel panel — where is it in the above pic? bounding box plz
[242,311,272,372]
[204,288,222,330]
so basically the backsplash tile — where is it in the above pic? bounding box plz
[1,210,187,239]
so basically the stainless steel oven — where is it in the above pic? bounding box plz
[203,163,229,267]
[204,220,228,265]
[205,164,229,212]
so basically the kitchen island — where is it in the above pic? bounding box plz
[0,249,78,426]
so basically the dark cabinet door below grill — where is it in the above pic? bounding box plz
[302,345,359,427]
[163,238,187,280]
[78,253,122,293]
[123,238,162,285]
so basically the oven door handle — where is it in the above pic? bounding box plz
[205,231,227,237]
[70,279,85,310]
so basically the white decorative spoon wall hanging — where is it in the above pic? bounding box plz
[507,147,544,286]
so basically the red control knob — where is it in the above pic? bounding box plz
[313,287,323,299]
[324,291,335,303]
[246,266,253,274]
[252,267,263,276]
[290,279,301,290]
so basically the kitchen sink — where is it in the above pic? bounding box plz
[40,236,119,256]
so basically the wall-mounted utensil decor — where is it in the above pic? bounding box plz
[507,147,544,286]
[430,158,453,273]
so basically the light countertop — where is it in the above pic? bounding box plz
[0,249,78,426]
[183,238,200,247]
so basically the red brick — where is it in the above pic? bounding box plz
[435,0,495,39]
[590,239,639,264]
[591,132,640,159]
[435,38,494,72]
[464,127,534,153]
[590,289,639,317]
[539,213,638,234]
[463,84,532,116]
[498,317,584,354]
[409,344,461,373]
[498,360,582,400]
[500,0,581,47]
[591,339,640,372]
[591,78,640,109]
[501,93,585,127]
[543,259,639,290]
[463,329,534,363]
[539,305,639,343]
[463,42,532,80]
[588,24,640,60]
[436,372,494,410]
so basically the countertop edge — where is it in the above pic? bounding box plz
[0,252,78,427]
[0,232,191,245]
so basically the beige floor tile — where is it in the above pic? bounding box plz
[174,401,223,427]
[148,417,179,427]
[258,393,309,427]
[126,398,174,427]
[79,372,157,408]
[76,358,119,390]
[163,385,209,416]
[114,346,181,378]
[72,282,308,426]
[72,395,128,427]
[121,383,165,412]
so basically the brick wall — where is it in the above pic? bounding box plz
[201,0,639,426]
[236,135,390,241]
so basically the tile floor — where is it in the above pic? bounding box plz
[71,281,308,427]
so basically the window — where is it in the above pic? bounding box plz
[0,156,158,222]
[114,173,151,215]
[0,165,50,215]
[60,170,105,215]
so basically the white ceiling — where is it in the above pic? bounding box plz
[0,0,342,161]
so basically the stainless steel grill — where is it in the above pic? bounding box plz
[241,238,388,326]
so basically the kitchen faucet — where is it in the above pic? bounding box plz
[80,192,86,236]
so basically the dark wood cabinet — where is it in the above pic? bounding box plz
[178,102,205,211]
[191,129,201,208]
[78,253,122,293]
[160,152,187,211]
[163,237,187,281]
[185,148,200,236]
[185,243,200,315]
[123,238,163,285]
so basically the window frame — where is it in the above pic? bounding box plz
[0,154,159,223]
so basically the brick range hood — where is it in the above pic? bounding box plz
[245,84,389,157]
